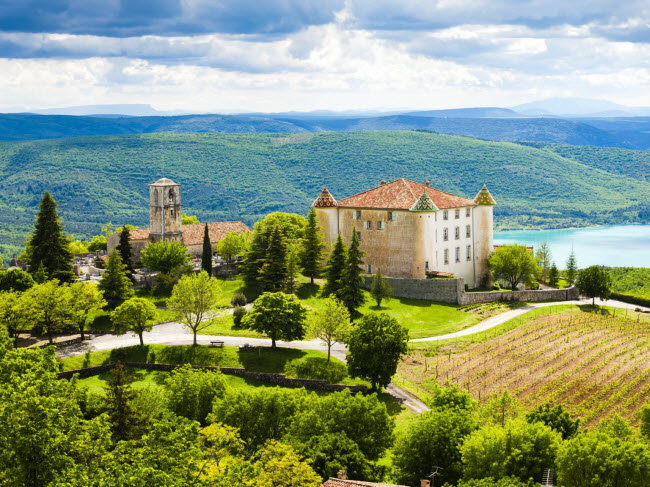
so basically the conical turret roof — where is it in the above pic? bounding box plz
[410,190,438,212]
[312,186,338,208]
[474,185,496,206]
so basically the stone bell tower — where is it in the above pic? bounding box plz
[149,178,182,243]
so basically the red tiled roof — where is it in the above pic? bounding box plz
[322,479,408,487]
[313,186,338,208]
[337,179,475,210]
[128,222,250,246]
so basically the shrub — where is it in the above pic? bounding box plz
[231,292,247,307]
[284,357,347,384]
[165,365,229,424]
[233,306,247,327]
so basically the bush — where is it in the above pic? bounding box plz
[231,292,247,307]
[233,306,247,327]
[165,365,229,425]
[153,273,177,297]
[284,357,347,384]
[610,292,650,309]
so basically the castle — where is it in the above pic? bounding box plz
[107,178,250,260]
[313,179,495,288]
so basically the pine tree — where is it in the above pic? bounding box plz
[284,244,300,294]
[104,363,144,441]
[201,223,213,277]
[566,248,578,283]
[299,207,326,285]
[116,227,135,282]
[339,229,366,316]
[240,222,270,287]
[28,191,74,282]
[321,233,347,297]
[99,249,134,308]
[370,268,394,307]
[549,263,559,288]
[258,226,288,292]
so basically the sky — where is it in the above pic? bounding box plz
[0,0,649,113]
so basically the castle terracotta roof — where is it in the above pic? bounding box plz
[313,186,338,208]
[410,190,439,212]
[127,221,250,245]
[337,179,475,210]
[474,184,497,206]
[321,479,408,487]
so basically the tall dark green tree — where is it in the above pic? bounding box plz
[577,265,612,306]
[339,229,366,316]
[299,207,326,285]
[201,223,213,277]
[549,263,559,287]
[28,191,74,282]
[116,227,135,281]
[566,248,578,283]
[321,233,347,298]
[241,222,270,287]
[104,363,145,441]
[258,226,288,292]
[98,249,134,308]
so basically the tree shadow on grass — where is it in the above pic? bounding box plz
[106,344,229,367]
[237,347,308,374]
[577,304,611,315]
[297,282,320,300]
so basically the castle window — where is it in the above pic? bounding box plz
[171,209,175,217]
[425,261,429,270]
[443,210,448,220]
[466,207,471,217]
[444,249,449,265]
[455,227,460,240]
[377,221,385,230]
[364,220,372,230]
[388,211,396,221]
[443,228,448,241]
[455,209,460,219]
[367,264,372,273]
[353,210,361,220]
[466,225,471,238]
[169,189,174,201]
[455,247,460,263]
[466,245,472,261]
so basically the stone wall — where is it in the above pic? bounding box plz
[363,275,579,305]
[58,362,368,394]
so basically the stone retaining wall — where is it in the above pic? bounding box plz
[363,275,579,305]
[58,362,368,394]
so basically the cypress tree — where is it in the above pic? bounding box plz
[299,207,326,285]
[116,227,135,282]
[321,233,347,297]
[339,228,366,316]
[566,248,578,283]
[99,249,134,308]
[201,223,213,277]
[258,226,288,292]
[28,191,74,282]
[549,263,559,288]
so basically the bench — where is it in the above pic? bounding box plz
[210,341,224,348]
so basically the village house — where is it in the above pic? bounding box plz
[107,178,250,261]
[313,179,496,288]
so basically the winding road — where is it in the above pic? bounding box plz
[57,297,649,414]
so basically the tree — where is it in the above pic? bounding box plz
[480,390,522,427]
[140,240,191,275]
[535,241,552,282]
[258,226,289,292]
[27,191,75,282]
[242,292,307,348]
[181,213,200,224]
[104,362,144,441]
[370,269,393,307]
[296,432,372,481]
[577,265,612,306]
[116,227,135,281]
[392,409,478,486]
[299,207,326,285]
[111,297,157,346]
[68,282,107,340]
[0,268,35,292]
[201,223,213,276]
[565,247,578,283]
[87,234,107,251]
[346,313,409,391]
[308,296,351,362]
[165,365,229,424]
[25,280,72,344]
[254,440,322,487]
[284,243,300,294]
[526,403,580,440]
[217,231,250,262]
[258,212,308,241]
[98,249,133,309]
[240,224,270,286]
[321,233,347,297]
[460,418,561,483]
[0,291,30,347]
[168,271,222,346]
[549,262,559,287]
[489,244,540,291]
[339,228,366,316]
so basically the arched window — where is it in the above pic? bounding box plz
[169,189,174,202]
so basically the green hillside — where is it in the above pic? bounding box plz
[0,130,649,259]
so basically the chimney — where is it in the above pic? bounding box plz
[380,180,386,186]
[421,481,431,487]
[425,181,430,187]
[337,470,347,480]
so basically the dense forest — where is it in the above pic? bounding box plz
[0,131,649,259]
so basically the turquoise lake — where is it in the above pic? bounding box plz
[493,224,650,268]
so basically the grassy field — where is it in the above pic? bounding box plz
[398,305,650,426]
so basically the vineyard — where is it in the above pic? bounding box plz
[399,306,650,426]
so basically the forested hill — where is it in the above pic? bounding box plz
[4,112,650,150]
[0,131,649,258]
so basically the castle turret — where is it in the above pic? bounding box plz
[312,186,339,245]
[149,178,182,243]
[410,190,438,277]
[473,185,496,287]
